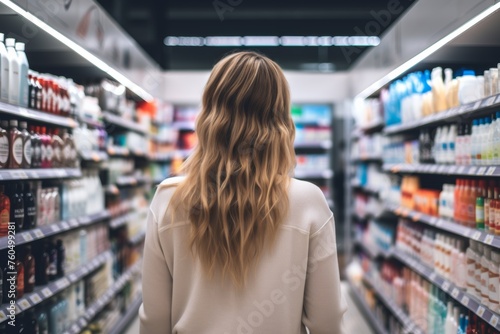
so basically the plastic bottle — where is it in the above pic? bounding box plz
[0,33,9,102]
[480,117,491,165]
[471,120,479,165]
[494,112,500,165]
[8,120,22,169]
[459,70,480,104]
[16,42,29,108]
[481,246,491,305]
[432,67,447,112]
[24,182,36,229]
[489,250,500,311]
[447,124,457,164]
[0,120,9,169]
[439,185,447,218]
[463,123,471,165]
[19,121,31,168]
[9,182,25,232]
[5,38,19,105]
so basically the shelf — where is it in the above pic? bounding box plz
[0,251,111,324]
[351,182,380,196]
[384,93,500,135]
[107,146,131,158]
[383,163,500,177]
[294,169,333,179]
[393,249,500,332]
[65,261,142,334]
[173,121,195,131]
[352,122,385,137]
[346,276,387,334]
[79,151,109,163]
[0,210,110,250]
[103,112,149,135]
[351,156,383,163]
[110,212,133,229]
[354,238,393,259]
[294,141,332,149]
[386,204,500,249]
[0,168,81,181]
[79,117,105,128]
[115,175,151,187]
[0,101,78,128]
[108,296,143,334]
[150,134,173,144]
[363,276,424,334]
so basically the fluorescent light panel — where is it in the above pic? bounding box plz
[164,36,381,47]
[0,0,155,102]
[356,2,500,100]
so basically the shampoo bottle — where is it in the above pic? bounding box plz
[16,42,29,108]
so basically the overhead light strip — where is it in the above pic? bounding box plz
[0,0,155,102]
[164,35,381,47]
[355,2,500,100]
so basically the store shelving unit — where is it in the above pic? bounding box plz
[346,276,388,334]
[0,101,78,128]
[0,251,112,323]
[108,296,143,334]
[345,4,500,332]
[103,112,149,135]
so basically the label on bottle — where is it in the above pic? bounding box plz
[12,137,23,165]
[47,261,57,276]
[27,205,36,218]
[0,135,8,164]
[14,208,24,220]
[34,144,41,163]
[23,139,32,164]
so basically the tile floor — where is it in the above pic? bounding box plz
[123,282,373,334]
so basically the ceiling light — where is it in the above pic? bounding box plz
[205,36,242,46]
[280,36,305,46]
[0,0,155,102]
[243,36,280,46]
[355,2,500,99]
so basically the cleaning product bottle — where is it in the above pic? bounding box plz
[0,33,9,102]
[5,38,19,105]
[16,42,29,108]
[431,67,447,112]
[459,70,480,104]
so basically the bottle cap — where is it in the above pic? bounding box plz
[9,120,18,127]
[463,70,475,76]
[19,121,27,129]
[15,42,25,51]
[5,38,15,47]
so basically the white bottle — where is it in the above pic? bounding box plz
[447,124,457,164]
[447,185,455,219]
[471,119,479,165]
[459,71,480,104]
[486,116,495,165]
[434,127,443,163]
[439,185,447,218]
[0,33,9,102]
[493,112,500,165]
[15,42,29,108]
[440,126,449,164]
[5,38,19,105]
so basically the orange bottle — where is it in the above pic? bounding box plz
[455,179,463,223]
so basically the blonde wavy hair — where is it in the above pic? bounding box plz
[169,51,296,285]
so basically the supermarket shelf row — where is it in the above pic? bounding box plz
[0,251,112,323]
[103,112,149,135]
[64,261,142,334]
[354,238,393,259]
[385,203,500,249]
[352,121,385,139]
[79,150,109,163]
[0,210,111,250]
[383,163,500,177]
[294,141,332,149]
[351,182,380,196]
[351,156,383,163]
[393,249,500,332]
[363,275,424,334]
[346,277,387,334]
[384,93,500,135]
[108,296,143,334]
[0,168,81,181]
[0,101,78,129]
[294,169,333,179]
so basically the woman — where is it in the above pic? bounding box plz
[140,51,346,334]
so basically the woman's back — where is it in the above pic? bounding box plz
[140,177,346,334]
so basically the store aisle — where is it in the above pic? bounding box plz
[123,282,373,334]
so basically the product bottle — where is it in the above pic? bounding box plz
[0,120,8,169]
[16,255,24,298]
[61,129,71,168]
[5,38,19,105]
[19,121,31,168]
[30,126,41,168]
[47,241,58,281]
[489,250,499,312]
[0,185,9,237]
[55,239,65,278]
[466,241,478,295]
[24,182,36,229]
[24,309,38,334]
[51,129,63,168]
[476,181,486,230]
[40,127,48,168]
[24,245,35,293]
[36,307,48,334]
[0,33,9,102]
[432,67,447,112]
[34,242,49,285]
[34,75,42,111]
[16,42,29,108]
[481,246,491,305]
[0,257,3,303]
[8,120,23,169]
[8,182,24,231]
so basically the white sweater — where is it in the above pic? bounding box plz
[139,177,347,334]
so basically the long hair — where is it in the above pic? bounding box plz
[167,51,296,286]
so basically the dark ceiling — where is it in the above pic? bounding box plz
[95,0,416,71]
